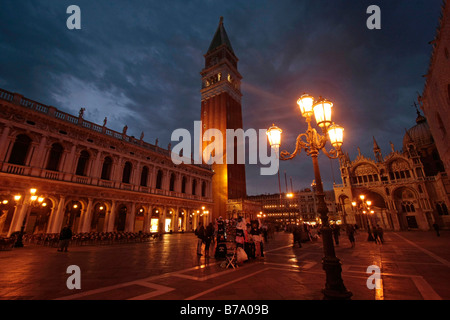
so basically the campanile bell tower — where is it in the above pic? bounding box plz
[201,17,247,219]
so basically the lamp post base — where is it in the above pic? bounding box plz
[322,288,353,300]
[322,257,353,300]
[14,226,26,248]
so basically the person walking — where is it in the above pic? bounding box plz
[346,224,356,248]
[433,222,440,237]
[250,220,262,257]
[195,222,205,256]
[332,224,340,246]
[57,224,72,252]
[204,222,214,257]
[372,225,380,244]
[293,225,302,248]
[376,225,384,244]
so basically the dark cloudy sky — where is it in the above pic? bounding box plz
[0,0,444,195]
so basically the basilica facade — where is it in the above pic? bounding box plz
[0,88,213,237]
[336,1,450,231]
[333,111,449,231]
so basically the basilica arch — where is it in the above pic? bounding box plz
[392,186,429,230]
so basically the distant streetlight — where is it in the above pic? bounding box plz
[352,195,374,240]
[14,188,45,247]
[267,93,350,300]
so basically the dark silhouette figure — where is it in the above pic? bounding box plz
[293,225,302,248]
[433,223,440,237]
[376,225,384,244]
[58,225,72,252]
[195,222,205,256]
[332,224,340,246]
[346,224,356,248]
[205,222,214,257]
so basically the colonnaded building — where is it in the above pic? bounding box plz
[0,88,214,237]
[0,16,261,238]
[333,109,449,231]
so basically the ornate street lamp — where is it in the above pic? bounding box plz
[14,188,45,247]
[267,94,351,300]
[352,195,374,241]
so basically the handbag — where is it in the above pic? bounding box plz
[236,247,248,263]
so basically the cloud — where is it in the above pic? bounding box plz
[0,0,444,194]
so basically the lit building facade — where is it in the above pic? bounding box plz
[247,189,338,227]
[226,198,262,221]
[420,0,450,177]
[333,112,449,231]
[0,88,213,236]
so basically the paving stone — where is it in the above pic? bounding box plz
[0,230,449,300]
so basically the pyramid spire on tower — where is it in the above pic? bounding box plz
[207,16,235,55]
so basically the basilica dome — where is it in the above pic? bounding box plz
[403,111,434,150]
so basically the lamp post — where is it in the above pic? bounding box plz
[267,94,351,300]
[352,195,374,241]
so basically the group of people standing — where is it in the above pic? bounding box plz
[194,221,215,257]
[292,223,385,249]
[195,216,267,260]
[235,217,266,259]
[335,223,384,247]
[367,224,385,244]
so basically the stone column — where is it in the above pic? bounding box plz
[160,206,167,234]
[46,202,58,234]
[186,176,192,195]
[63,144,77,180]
[51,196,66,233]
[143,204,151,233]
[29,138,46,176]
[150,166,157,189]
[0,126,11,162]
[133,162,141,188]
[161,169,168,191]
[91,151,102,181]
[112,157,122,188]
[81,198,94,233]
[127,202,136,232]
[175,173,182,193]
[106,201,117,232]
[7,202,24,236]
[33,137,48,167]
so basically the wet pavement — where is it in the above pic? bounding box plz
[0,229,449,301]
